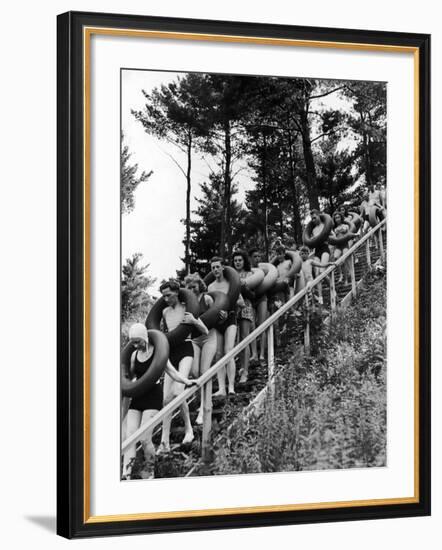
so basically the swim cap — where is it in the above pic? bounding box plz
[128,323,149,344]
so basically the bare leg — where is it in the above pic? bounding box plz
[196,330,217,424]
[122,409,141,477]
[342,247,350,283]
[160,356,194,449]
[191,342,201,379]
[238,318,251,383]
[224,324,238,394]
[140,409,158,478]
[316,251,330,303]
[333,248,343,281]
[257,299,268,361]
[250,313,258,362]
[176,356,194,444]
[213,330,226,396]
[160,374,174,452]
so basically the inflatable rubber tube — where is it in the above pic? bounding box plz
[239,267,265,300]
[204,266,241,310]
[255,262,278,297]
[302,213,333,248]
[329,232,354,246]
[199,290,230,330]
[285,250,302,281]
[368,205,381,228]
[345,220,357,234]
[348,211,362,231]
[145,288,199,348]
[121,329,169,398]
[240,281,255,301]
[246,267,265,290]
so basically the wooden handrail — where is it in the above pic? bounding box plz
[121,219,386,453]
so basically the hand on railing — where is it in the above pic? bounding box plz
[183,378,199,388]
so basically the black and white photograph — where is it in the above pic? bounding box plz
[120,69,387,481]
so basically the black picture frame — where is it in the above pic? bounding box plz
[57,10,431,539]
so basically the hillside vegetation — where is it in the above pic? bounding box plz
[213,270,387,475]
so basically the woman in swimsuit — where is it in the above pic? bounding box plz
[331,212,356,285]
[207,257,243,396]
[232,250,255,384]
[121,323,195,478]
[184,273,217,424]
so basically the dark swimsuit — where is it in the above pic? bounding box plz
[217,310,237,333]
[314,241,330,259]
[190,295,210,340]
[129,353,163,411]
[162,309,195,367]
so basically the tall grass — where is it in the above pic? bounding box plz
[213,272,387,474]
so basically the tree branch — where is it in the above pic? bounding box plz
[154,143,187,178]
[309,86,346,101]
[310,129,339,144]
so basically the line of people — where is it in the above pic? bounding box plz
[121,189,386,479]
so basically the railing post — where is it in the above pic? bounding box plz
[267,325,275,381]
[378,228,385,261]
[365,236,371,268]
[350,254,357,298]
[304,294,310,355]
[201,380,213,464]
[330,270,337,314]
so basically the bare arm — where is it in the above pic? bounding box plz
[181,312,208,336]
[311,260,336,268]
[165,361,198,386]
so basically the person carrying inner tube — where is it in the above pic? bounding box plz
[310,209,331,305]
[232,249,255,384]
[184,273,217,425]
[337,204,359,263]
[207,256,243,396]
[122,323,196,478]
[157,279,200,454]
[248,248,268,367]
[331,212,358,285]
[269,245,296,345]
[297,246,336,291]
[361,186,384,234]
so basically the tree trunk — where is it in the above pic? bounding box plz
[262,133,269,260]
[359,111,373,187]
[220,119,232,258]
[185,133,192,274]
[287,129,303,244]
[299,110,319,210]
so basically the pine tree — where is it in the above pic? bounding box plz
[132,74,211,273]
[121,134,152,214]
[121,253,156,322]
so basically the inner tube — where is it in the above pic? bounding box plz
[368,205,381,228]
[246,267,265,290]
[344,219,357,234]
[199,290,230,330]
[303,213,333,248]
[255,262,278,297]
[329,232,354,246]
[145,288,199,348]
[239,267,265,301]
[121,329,169,398]
[204,266,241,310]
[285,250,302,281]
[348,211,362,231]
